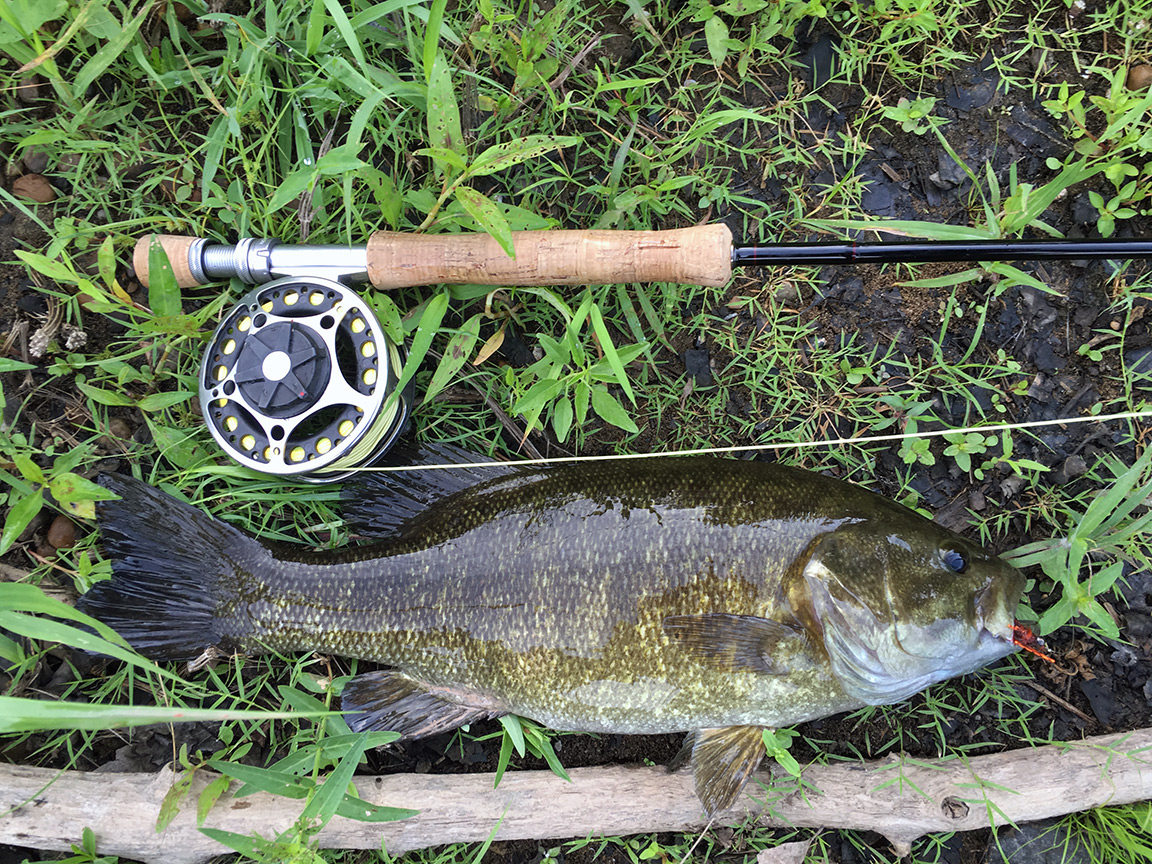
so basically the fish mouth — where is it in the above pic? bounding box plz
[973,583,1055,663]
[973,578,1055,661]
[974,580,1017,641]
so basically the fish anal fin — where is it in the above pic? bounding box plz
[662,613,801,674]
[690,725,766,815]
[341,670,503,739]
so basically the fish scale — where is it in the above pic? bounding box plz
[78,448,1025,814]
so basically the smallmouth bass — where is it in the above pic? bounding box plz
[78,447,1026,813]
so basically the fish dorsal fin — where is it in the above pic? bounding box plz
[341,669,504,738]
[341,443,521,539]
[662,614,803,674]
[689,725,767,815]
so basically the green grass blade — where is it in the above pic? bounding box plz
[456,187,514,257]
[0,610,191,685]
[806,218,995,241]
[0,491,42,555]
[334,795,419,823]
[73,7,147,97]
[0,697,324,733]
[589,304,635,404]
[426,52,464,159]
[898,268,984,288]
[321,0,366,67]
[211,761,311,799]
[300,735,370,825]
[146,237,183,318]
[385,291,449,418]
[468,135,580,178]
[1073,448,1152,542]
[423,0,447,83]
[425,313,481,402]
[198,828,264,858]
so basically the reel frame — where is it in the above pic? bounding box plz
[200,276,407,482]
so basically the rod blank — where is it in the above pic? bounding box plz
[732,238,1152,267]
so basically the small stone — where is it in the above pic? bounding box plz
[12,174,57,203]
[1032,341,1064,374]
[15,77,41,104]
[1127,64,1152,90]
[108,417,133,440]
[1071,192,1099,225]
[1061,454,1088,479]
[22,149,49,174]
[1111,646,1138,668]
[46,514,76,549]
[773,281,800,305]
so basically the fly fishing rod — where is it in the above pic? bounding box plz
[134,227,1152,290]
[136,227,1152,481]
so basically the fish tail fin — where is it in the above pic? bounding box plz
[77,474,265,663]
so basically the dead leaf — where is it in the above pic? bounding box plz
[472,322,507,366]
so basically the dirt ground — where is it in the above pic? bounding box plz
[3,6,1152,864]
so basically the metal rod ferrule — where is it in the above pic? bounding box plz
[194,239,368,284]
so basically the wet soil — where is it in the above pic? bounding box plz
[3,5,1152,864]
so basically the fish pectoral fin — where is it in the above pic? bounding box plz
[662,614,802,674]
[341,670,503,739]
[689,725,766,815]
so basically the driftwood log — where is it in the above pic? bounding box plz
[2,729,1151,863]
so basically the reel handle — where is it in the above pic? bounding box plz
[132,225,734,289]
[365,224,733,288]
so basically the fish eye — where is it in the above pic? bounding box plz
[942,549,968,574]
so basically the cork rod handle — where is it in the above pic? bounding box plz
[133,235,201,289]
[132,225,736,289]
[366,225,733,289]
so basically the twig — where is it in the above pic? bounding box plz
[1020,680,1097,726]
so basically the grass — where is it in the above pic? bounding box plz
[3,0,1152,861]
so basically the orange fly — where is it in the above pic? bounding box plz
[1011,623,1055,663]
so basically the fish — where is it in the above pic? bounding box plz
[77,445,1026,814]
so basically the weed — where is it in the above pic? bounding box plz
[882,96,947,136]
[1007,446,1152,641]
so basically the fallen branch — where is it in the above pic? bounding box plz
[2,729,1150,863]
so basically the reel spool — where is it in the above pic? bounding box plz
[200,277,408,482]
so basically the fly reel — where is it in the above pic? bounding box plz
[200,277,408,482]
